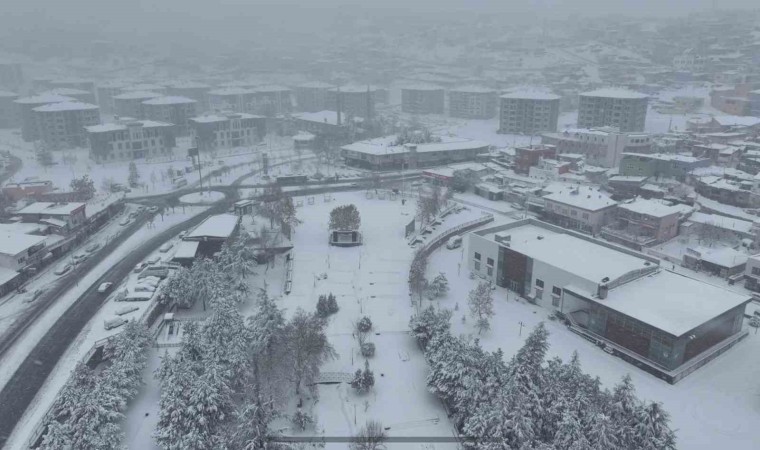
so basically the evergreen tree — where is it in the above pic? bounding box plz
[128,161,140,187]
[425,272,449,299]
[468,282,495,334]
[587,413,618,450]
[408,306,452,350]
[634,402,677,450]
[282,309,336,396]
[553,411,589,450]
[608,374,641,448]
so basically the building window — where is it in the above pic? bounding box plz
[487,266,493,276]
[552,296,560,307]
[487,257,494,267]
[752,267,760,276]
[474,261,481,271]
[535,279,544,288]
[552,286,562,296]
[474,252,481,261]
[535,289,543,300]
[582,213,589,220]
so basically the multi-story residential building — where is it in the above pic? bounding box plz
[467,219,751,383]
[401,85,445,115]
[601,198,681,250]
[743,254,760,292]
[514,144,557,174]
[341,135,489,170]
[578,88,649,132]
[541,185,618,234]
[694,175,755,208]
[49,79,96,98]
[165,81,211,112]
[251,85,293,116]
[498,90,560,134]
[448,86,498,119]
[14,93,76,141]
[294,82,333,113]
[121,83,167,95]
[189,113,265,153]
[619,152,711,181]
[32,101,100,149]
[96,80,129,114]
[0,62,23,90]
[327,85,383,119]
[112,91,162,119]
[0,91,19,128]
[40,87,96,105]
[542,127,653,168]
[208,87,250,113]
[16,201,87,234]
[141,96,197,136]
[85,119,176,162]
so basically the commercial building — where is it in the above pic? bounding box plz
[542,127,653,168]
[0,91,19,128]
[327,85,382,119]
[619,153,711,181]
[142,96,197,136]
[448,86,498,119]
[294,82,333,113]
[601,199,681,250]
[189,113,265,153]
[33,101,100,149]
[401,85,445,115]
[498,90,560,134]
[2,180,54,201]
[14,93,76,141]
[184,213,240,257]
[85,119,176,162]
[341,135,489,170]
[17,201,87,234]
[514,144,557,174]
[578,88,649,132]
[112,91,162,119]
[165,81,211,112]
[468,219,751,382]
[541,185,618,234]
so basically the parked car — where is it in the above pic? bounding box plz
[446,236,462,249]
[159,242,174,253]
[97,282,113,293]
[149,206,160,214]
[119,217,130,226]
[54,264,72,276]
[85,242,101,253]
[115,305,139,316]
[146,256,161,265]
[104,317,128,330]
[133,262,147,273]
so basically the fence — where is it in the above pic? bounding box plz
[415,214,494,260]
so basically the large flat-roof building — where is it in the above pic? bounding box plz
[14,93,76,141]
[468,219,751,383]
[0,91,19,128]
[165,81,211,112]
[341,135,489,170]
[85,119,176,162]
[401,85,445,115]
[142,96,197,136]
[578,88,649,132]
[601,198,681,250]
[112,91,162,119]
[619,152,712,181]
[16,201,87,234]
[542,127,653,168]
[448,86,497,119]
[39,87,96,105]
[95,80,129,115]
[184,213,240,257]
[294,82,332,113]
[498,90,560,134]
[189,113,265,153]
[33,101,100,149]
[541,185,618,234]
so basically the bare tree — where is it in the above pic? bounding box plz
[468,282,495,335]
[350,421,387,450]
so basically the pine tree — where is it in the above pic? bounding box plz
[425,272,449,299]
[608,374,641,448]
[128,161,140,187]
[327,293,339,314]
[468,282,494,334]
[634,402,677,450]
[408,306,452,350]
[553,411,589,450]
[587,413,618,450]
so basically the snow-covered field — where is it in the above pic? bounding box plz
[178,190,225,204]
[426,233,760,450]
[2,205,209,450]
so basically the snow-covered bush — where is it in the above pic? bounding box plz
[357,316,372,332]
[291,410,316,431]
[360,342,376,357]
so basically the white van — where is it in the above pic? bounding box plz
[446,235,462,249]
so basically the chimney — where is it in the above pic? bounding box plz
[597,283,608,299]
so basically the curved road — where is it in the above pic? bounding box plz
[0,166,421,447]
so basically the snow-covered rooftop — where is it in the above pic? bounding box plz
[85,120,172,133]
[328,85,381,93]
[42,87,91,96]
[687,212,753,234]
[293,110,352,125]
[581,88,648,99]
[17,202,86,216]
[587,270,749,337]
[14,93,75,105]
[0,232,47,256]
[0,90,18,98]
[450,85,496,94]
[619,199,681,218]
[189,113,262,124]
[32,101,99,112]
[712,115,760,127]
[185,214,239,240]
[401,84,444,91]
[122,83,166,92]
[208,87,253,96]
[112,91,163,100]
[342,135,490,156]
[173,240,200,259]
[500,89,561,100]
[296,81,333,89]
[542,186,617,211]
[623,152,705,163]
[164,81,211,89]
[142,96,196,106]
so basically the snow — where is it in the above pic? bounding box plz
[0,90,18,98]
[712,115,760,127]
[141,96,195,106]
[342,135,489,156]
[296,81,333,89]
[178,190,225,204]
[0,232,47,256]
[184,213,238,239]
[31,101,99,112]
[41,87,90,96]
[0,206,209,450]
[190,113,262,123]
[694,246,748,268]
[584,270,749,337]
[13,93,75,105]
[696,195,758,222]
[618,198,681,218]
[542,185,616,211]
[450,85,495,94]
[688,212,754,234]
[581,88,649,99]
[623,152,704,163]
[500,89,561,100]
[16,202,85,215]
[171,240,199,259]
[85,120,172,133]
[293,110,349,125]
[400,84,444,91]
[112,91,162,100]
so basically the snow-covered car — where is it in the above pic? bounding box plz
[133,263,147,273]
[22,289,46,303]
[133,283,156,292]
[159,242,174,253]
[54,264,71,276]
[146,256,161,265]
[149,206,160,214]
[119,217,130,226]
[97,282,113,293]
[72,253,88,264]
[104,317,127,330]
[86,242,101,253]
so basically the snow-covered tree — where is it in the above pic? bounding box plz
[70,175,96,200]
[128,161,140,187]
[350,360,375,393]
[350,420,387,450]
[553,411,590,450]
[468,282,494,334]
[408,250,428,301]
[425,272,449,300]
[329,204,361,230]
[291,410,315,431]
[408,306,451,350]
[282,309,336,396]
[634,401,677,450]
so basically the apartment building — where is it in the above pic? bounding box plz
[448,86,497,119]
[189,113,265,153]
[542,127,653,168]
[0,91,19,128]
[33,101,100,149]
[401,85,445,115]
[40,87,96,105]
[326,85,384,119]
[294,82,333,113]
[619,152,711,181]
[498,90,560,134]
[14,93,76,141]
[578,88,649,132]
[142,96,197,136]
[112,91,162,119]
[601,198,681,250]
[95,80,129,114]
[165,81,211,112]
[86,119,176,162]
[541,185,618,234]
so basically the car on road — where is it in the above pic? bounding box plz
[54,264,72,276]
[446,236,462,249]
[159,242,174,253]
[149,206,160,214]
[23,289,46,303]
[133,262,147,273]
[119,217,130,226]
[97,282,113,293]
[85,242,101,253]
[71,253,88,265]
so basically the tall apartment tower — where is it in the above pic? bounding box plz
[578,88,648,132]
[498,90,560,134]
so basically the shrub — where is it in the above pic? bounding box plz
[357,316,372,333]
[361,342,376,357]
[291,410,315,431]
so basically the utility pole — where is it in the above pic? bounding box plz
[518,321,525,336]
[188,146,203,196]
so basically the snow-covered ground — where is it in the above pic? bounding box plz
[2,205,209,450]
[425,233,760,450]
[178,190,225,204]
